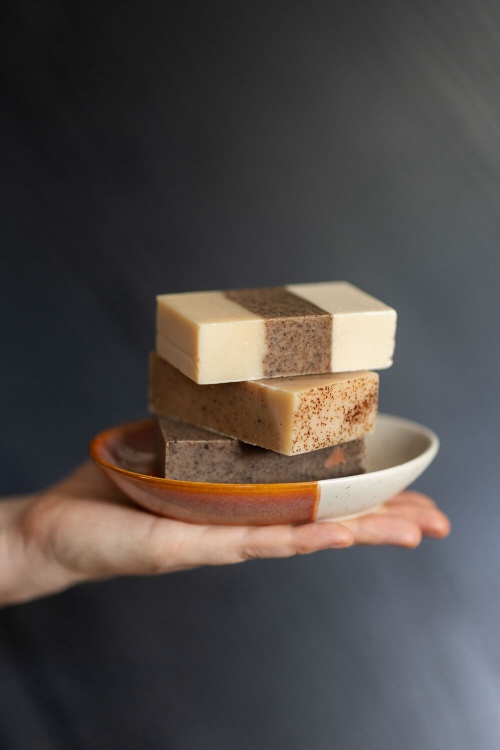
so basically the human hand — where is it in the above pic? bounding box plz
[0,462,450,606]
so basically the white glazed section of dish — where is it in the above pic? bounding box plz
[315,414,439,521]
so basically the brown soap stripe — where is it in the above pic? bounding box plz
[224,286,332,377]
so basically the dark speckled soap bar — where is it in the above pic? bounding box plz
[157,416,366,484]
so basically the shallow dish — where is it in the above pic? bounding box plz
[89,414,439,526]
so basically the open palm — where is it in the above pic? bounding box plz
[3,462,450,606]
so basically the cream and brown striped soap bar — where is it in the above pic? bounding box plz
[156,281,396,384]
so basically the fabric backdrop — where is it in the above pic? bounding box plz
[1,1,499,748]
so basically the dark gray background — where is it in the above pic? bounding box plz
[1,1,499,748]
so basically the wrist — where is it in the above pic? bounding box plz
[0,492,80,606]
[0,494,38,605]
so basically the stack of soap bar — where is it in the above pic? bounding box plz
[149,281,395,484]
[156,281,397,384]
[149,352,378,456]
[157,416,367,483]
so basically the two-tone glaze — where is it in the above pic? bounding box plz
[89,416,439,526]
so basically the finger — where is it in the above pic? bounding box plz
[238,521,355,561]
[50,462,130,503]
[342,513,423,547]
[385,491,438,509]
[381,501,451,538]
[141,517,355,573]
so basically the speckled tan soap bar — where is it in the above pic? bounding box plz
[149,353,378,456]
[156,281,396,384]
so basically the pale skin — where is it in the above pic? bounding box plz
[0,462,450,607]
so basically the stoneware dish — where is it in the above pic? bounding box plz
[89,414,439,526]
